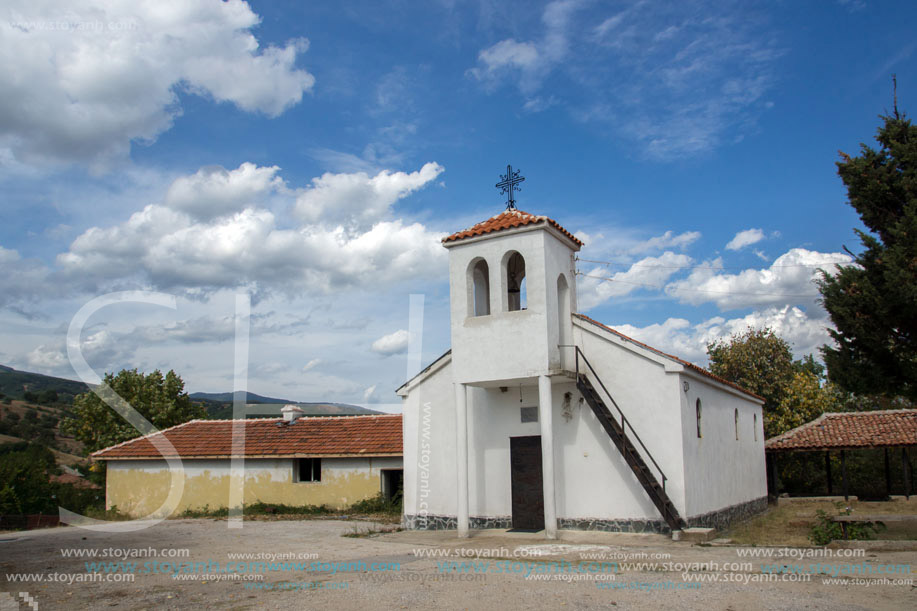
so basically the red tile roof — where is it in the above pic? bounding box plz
[765,410,917,451]
[92,415,403,460]
[442,209,584,247]
[574,314,764,402]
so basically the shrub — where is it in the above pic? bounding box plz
[348,492,402,515]
[809,506,885,545]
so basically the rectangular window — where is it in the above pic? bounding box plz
[520,406,538,423]
[297,458,321,482]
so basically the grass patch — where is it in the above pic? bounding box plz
[727,497,917,546]
[83,505,132,521]
[173,493,402,521]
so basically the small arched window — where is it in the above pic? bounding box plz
[557,274,570,343]
[504,251,526,311]
[468,259,490,316]
[735,408,739,440]
[695,398,702,439]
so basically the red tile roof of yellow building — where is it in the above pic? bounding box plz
[765,409,917,451]
[443,209,584,247]
[92,414,403,460]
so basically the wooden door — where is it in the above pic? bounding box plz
[510,436,545,530]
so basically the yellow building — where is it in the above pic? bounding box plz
[92,409,403,518]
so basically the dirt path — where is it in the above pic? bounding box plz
[1,519,914,610]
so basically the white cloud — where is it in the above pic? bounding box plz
[470,1,782,159]
[25,328,130,376]
[476,39,541,73]
[55,162,448,295]
[578,252,692,310]
[665,248,851,311]
[574,229,700,261]
[725,228,765,251]
[302,358,321,373]
[0,0,314,169]
[468,0,581,94]
[362,384,377,402]
[164,163,283,221]
[631,230,701,254]
[611,304,833,365]
[0,246,20,264]
[294,162,444,229]
[371,329,410,356]
[135,315,237,344]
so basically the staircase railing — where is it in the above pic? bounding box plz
[560,344,668,493]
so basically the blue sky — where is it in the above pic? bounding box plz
[0,0,914,409]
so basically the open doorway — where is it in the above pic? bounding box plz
[381,469,404,503]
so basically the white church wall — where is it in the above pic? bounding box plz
[679,374,767,518]
[571,319,688,518]
[402,356,458,519]
[551,378,666,521]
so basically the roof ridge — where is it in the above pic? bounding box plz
[442,209,583,247]
[823,408,917,417]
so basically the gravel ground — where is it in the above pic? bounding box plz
[1,518,914,610]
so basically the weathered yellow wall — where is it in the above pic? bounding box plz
[105,458,401,517]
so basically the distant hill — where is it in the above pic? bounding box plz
[0,365,90,404]
[195,398,382,419]
[190,391,298,404]
[244,403,383,416]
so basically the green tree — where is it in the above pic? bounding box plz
[707,328,841,437]
[707,328,795,423]
[38,389,58,405]
[0,443,56,514]
[817,107,917,401]
[61,369,205,453]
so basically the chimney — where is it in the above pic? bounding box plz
[281,404,305,423]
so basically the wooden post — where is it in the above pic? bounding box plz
[884,448,891,498]
[825,451,833,495]
[903,448,911,500]
[841,449,849,501]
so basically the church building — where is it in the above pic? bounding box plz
[398,203,767,538]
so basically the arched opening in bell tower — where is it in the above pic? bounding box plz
[503,251,526,311]
[468,258,490,316]
[557,273,571,344]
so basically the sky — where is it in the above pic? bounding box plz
[1,0,914,412]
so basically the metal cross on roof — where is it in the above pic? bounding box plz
[495,164,525,210]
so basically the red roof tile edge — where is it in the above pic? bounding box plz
[574,314,764,402]
[92,414,403,459]
[765,409,917,451]
[442,209,584,247]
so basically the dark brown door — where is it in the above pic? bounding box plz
[510,436,545,530]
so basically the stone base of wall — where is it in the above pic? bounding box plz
[403,515,512,530]
[687,496,768,531]
[557,517,670,534]
[403,497,767,534]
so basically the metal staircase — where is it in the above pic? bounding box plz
[569,346,686,531]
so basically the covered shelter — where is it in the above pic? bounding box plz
[765,409,917,500]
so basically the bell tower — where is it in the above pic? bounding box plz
[442,208,582,384]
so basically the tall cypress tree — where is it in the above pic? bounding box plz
[817,103,917,401]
